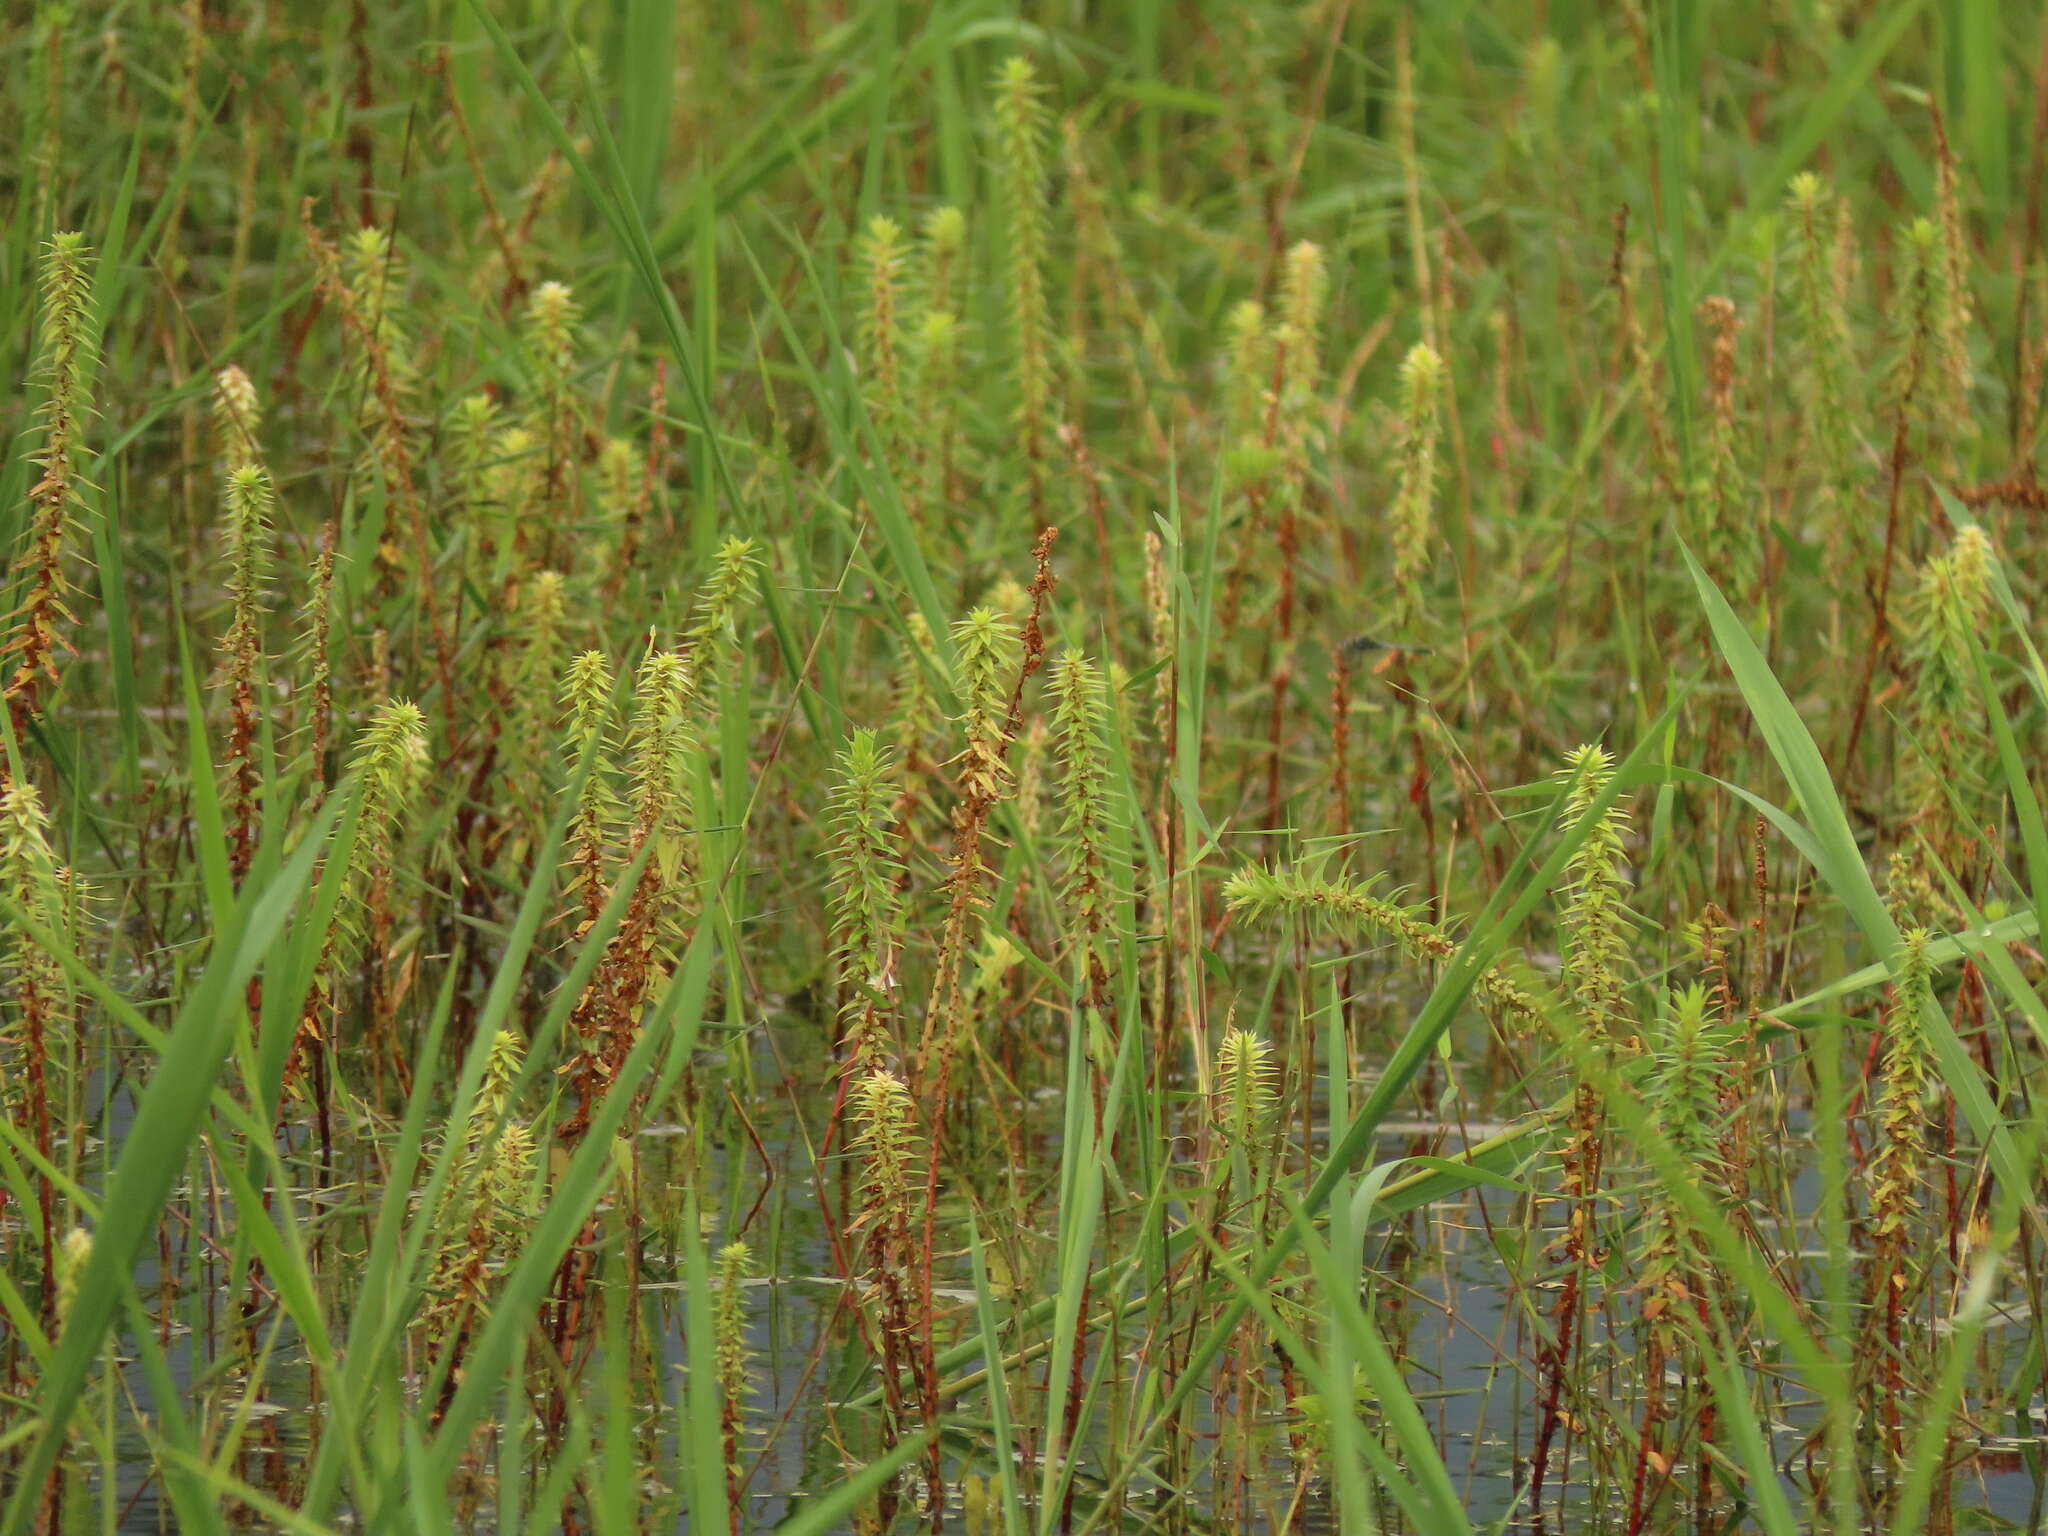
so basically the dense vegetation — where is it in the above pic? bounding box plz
[3,3,2048,1532]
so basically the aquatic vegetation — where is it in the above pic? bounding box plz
[4,6,2048,1535]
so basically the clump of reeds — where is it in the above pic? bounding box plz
[25,19,2048,1535]
[993,55,1052,515]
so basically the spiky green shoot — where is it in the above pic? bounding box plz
[915,608,1017,1095]
[1221,865,1544,1034]
[1886,218,1941,439]
[2,777,77,1329]
[556,643,698,1120]
[1390,342,1445,623]
[524,279,583,554]
[1532,743,1636,1527]
[524,279,580,375]
[715,1239,753,1504]
[1557,744,1634,1041]
[53,1226,90,1329]
[922,205,966,315]
[828,730,905,1076]
[910,309,962,524]
[1898,525,1996,883]
[1871,932,1935,1251]
[1626,984,1732,1533]
[561,650,620,931]
[1868,928,1937,1461]
[892,612,943,817]
[1214,1026,1277,1157]
[685,536,762,699]
[951,607,1016,814]
[339,225,417,460]
[424,1030,535,1358]
[858,215,908,460]
[294,522,339,798]
[1275,241,1328,418]
[1930,118,1974,456]
[343,226,414,384]
[622,647,695,933]
[451,392,502,570]
[594,436,640,577]
[1786,174,1859,584]
[1051,651,1113,1003]
[1693,295,1755,607]
[220,464,275,880]
[491,570,570,838]
[6,233,98,736]
[1220,298,1278,497]
[213,364,262,473]
[1142,531,1175,740]
[339,699,429,1089]
[851,1069,928,1503]
[348,699,430,925]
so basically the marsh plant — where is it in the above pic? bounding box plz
[5,9,2048,1536]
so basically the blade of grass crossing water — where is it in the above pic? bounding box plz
[681,1188,731,1536]
[0,784,351,1536]
[1091,697,1683,1505]
[1684,543,2031,1195]
[968,1216,1031,1536]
